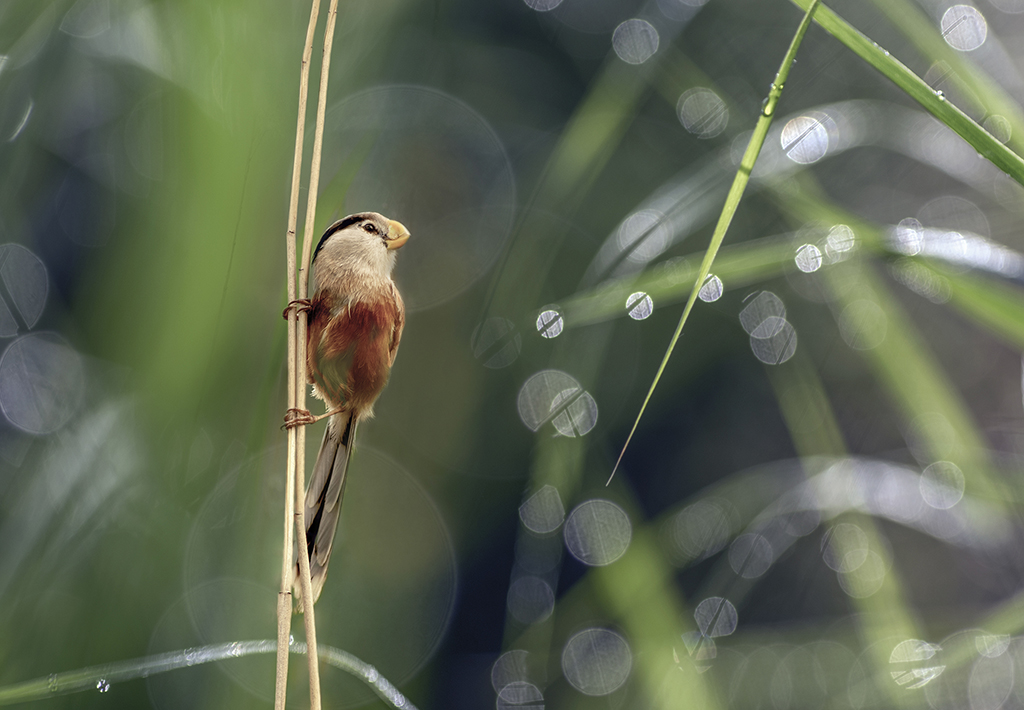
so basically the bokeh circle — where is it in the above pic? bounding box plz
[183,445,457,707]
[320,85,516,312]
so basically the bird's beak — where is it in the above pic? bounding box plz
[386,220,411,250]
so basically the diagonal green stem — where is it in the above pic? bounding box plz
[787,0,1024,186]
[609,0,822,483]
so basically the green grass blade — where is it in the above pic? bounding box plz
[788,0,1024,187]
[608,0,823,483]
[869,0,1024,154]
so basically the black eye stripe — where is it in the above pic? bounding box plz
[313,213,383,260]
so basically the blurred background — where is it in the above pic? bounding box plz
[3,0,1024,708]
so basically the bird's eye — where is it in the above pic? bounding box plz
[362,222,379,234]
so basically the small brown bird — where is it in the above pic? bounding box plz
[292,211,409,610]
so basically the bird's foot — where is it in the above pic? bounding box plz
[282,406,345,429]
[283,408,315,429]
[282,299,312,320]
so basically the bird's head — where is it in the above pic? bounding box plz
[312,212,411,278]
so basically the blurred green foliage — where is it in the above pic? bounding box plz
[2,0,1024,709]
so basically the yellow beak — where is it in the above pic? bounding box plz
[386,220,411,250]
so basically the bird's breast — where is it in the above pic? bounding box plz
[311,296,401,412]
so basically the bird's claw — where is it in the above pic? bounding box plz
[283,408,316,429]
[283,299,312,320]
[282,406,346,429]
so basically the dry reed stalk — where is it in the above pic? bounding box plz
[278,1,323,708]
[292,0,342,708]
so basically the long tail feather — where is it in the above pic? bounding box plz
[293,410,356,613]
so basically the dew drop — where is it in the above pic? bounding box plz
[612,19,659,65]
[519,485,565,534]
[729,533,774,577]
[0,332,85,434]
[977,634,1011,658]
[698,274,723,302]
[564,499,632,565]
[491,650,531,692]
[694,596,739,637]
[781,115,829,164]
[795,243,822,273]
[677,88,729,139]
[96,679,110,693]
[549,389,598,437]
[497,681,544,709]
[536,309,563,338]
[889,639,944,689]
[826,224,855,256]
[680,631,717,662]
[739,291,786,338]
[517,370,598,436]
[561,628,632,695]
[940,5,988,51]
[893,218,924,256]
[626,292,653,320]
[936,90,946,101]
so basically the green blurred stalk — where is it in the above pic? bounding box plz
[822,260,1004,504]
[766,356,920,706]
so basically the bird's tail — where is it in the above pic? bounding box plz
[293,409,356,613]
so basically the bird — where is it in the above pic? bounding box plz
[287,211,409,611]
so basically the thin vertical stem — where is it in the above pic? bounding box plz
[278,1,322,709]
[293,1,341,709]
